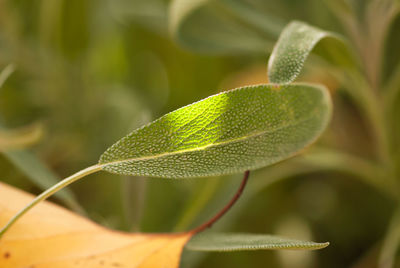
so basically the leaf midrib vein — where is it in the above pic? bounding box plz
[100,109,321,168]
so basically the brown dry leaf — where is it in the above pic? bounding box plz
[0,182,192,268]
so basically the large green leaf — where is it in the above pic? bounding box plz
[99,83,331,178]
[268,21,355,84]
[185,232,329,251]
[169,0,283,54]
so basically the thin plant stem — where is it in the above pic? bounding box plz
[0,164,101,238]
[190,171,250,234]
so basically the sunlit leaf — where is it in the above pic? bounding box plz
[0,182,192,268]
[185,232,329,252]
[2,150,84,213]
[99,83,332,178]
[169,0,283,54]
[268,21,355,84]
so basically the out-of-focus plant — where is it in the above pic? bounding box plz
[169,0,400,267]
[0,59,331,268]
[1,0,400,267]
[0,0,334,266]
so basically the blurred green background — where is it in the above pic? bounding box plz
[1,0,400,267]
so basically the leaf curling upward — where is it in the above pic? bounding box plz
[268,21,355,84]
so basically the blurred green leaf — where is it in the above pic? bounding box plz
[379,207,400,268]
[0,64,15,89]
[323,0,353,16]
[185,232,329,251]
[173,176,221,231]
[0,63,83,212]
[0,122,43,151]
[268,21,355,84]
[181,148,393,237]
[219,0,284,36]
[111,0,169,35]
[2,150,84,213]
[99,83,331,178]
[383,4,400,81]
[169,0,281,54]
[385,58,400,108]
[178,147,392,267]
[296,148,397,197]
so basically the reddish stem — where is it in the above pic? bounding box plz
[190,170,250,234]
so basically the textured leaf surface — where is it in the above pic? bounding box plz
[186,232,329,251]
[0,182,192,268]
[169,0,282,53]
[268,21,354,84]
[99,83,331,178]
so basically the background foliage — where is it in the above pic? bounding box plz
[1,0,400,267]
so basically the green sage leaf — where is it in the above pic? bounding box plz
[268,21,355,84]
[99,83,331,178]
[185,232,329,251]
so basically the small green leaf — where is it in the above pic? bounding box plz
[99,83,331,178]
[185,232,329,251]
[169,0,282,54]
[268,21,355,84]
